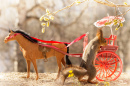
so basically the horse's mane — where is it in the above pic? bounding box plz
[13,30,38,43]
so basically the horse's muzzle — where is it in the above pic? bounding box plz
[4,37,9,43]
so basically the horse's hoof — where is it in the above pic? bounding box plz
[54,78,57,81]
[27,75,30,78]
[36,77,39,80]
[21,76,26,78]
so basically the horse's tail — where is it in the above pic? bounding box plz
[64,44,72,67]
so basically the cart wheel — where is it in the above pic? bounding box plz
[94,51,123,81]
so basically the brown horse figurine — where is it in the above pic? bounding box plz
[4,30,71,80]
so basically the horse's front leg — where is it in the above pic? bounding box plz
[56,59,62,80]
[26,60,31,78]
[32,59,39,80]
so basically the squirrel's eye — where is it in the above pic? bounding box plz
[104,39,106,42]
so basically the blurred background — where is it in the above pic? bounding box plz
[0,0,130,73]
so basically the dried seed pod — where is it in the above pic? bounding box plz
[41,23,46,26]
[120,23,123,27]
[39,16,44,21]
[47,21,50,27]
[44,17,49,21]
[42,27,45,33]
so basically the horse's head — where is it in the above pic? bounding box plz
[4,30,20,43]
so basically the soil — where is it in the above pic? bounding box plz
[0,72,130,86]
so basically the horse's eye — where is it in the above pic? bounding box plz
[8,34,11,36]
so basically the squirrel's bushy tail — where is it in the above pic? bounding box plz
[55,66,87,85]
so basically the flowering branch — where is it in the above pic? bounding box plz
[39,0,130,33]
[39,0,88,33]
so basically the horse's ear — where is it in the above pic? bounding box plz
[9,29,11,33]
[9,29,14,33]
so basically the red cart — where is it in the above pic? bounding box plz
[92,16,124,81]
[71,34,123,81]
[94,35,123,81]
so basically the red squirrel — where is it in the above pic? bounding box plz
[55,28,107,85]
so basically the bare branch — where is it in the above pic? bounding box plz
[118,9,130,16]
[52,0,87,15]
[53,2,76,15]
[94,0,130,7]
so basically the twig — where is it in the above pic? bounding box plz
[105,0,116,6]
[53,2,76,15]
[52,0,87,15]
[118,9,130,16]
[94,0,130,7]
[97,0,130,17]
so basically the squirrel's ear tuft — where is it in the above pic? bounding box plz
[96,28,103,37]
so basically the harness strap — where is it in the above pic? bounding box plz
[31,37,70,44]
[39,44,81,57]
[66,33,88,48]
[7,33,21,40]
[32,33,88,48]
[43,52,48,62]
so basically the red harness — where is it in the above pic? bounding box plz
[31,33,87,48]
[7,33,20,39]
[31,37,70,44]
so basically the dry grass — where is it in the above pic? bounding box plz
[0,72,130,86]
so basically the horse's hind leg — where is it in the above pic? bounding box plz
[32,59,39,80]
[61,58,65,68]
[56,58,62,80]
[26,60,31,78]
